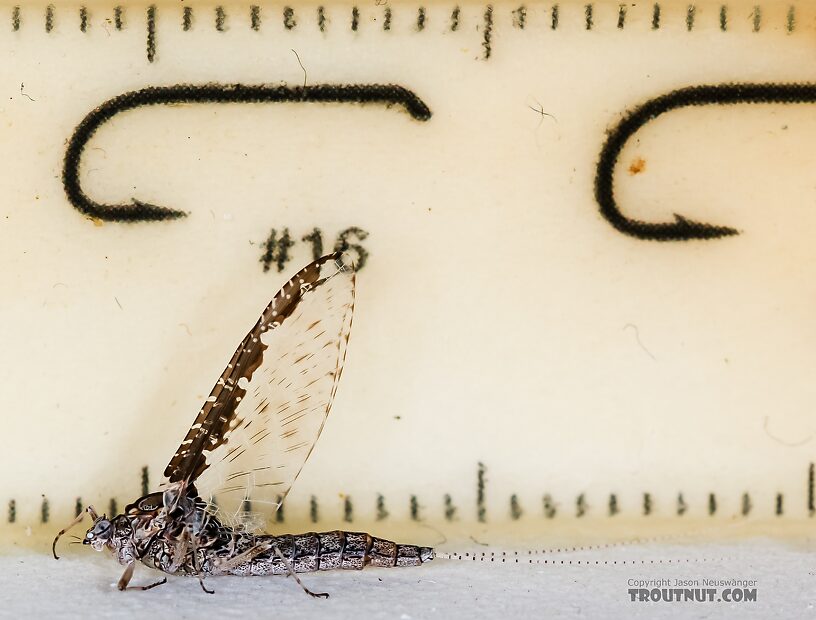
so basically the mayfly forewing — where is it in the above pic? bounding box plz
[162,252,355,523]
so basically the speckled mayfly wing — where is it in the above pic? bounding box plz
[163,252,355,523]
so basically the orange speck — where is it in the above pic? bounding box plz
[629,157,646,175]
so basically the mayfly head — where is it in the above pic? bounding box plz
[53,504,104,559]
[83,515,113,551]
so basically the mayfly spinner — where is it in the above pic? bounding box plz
[53,253,433,596]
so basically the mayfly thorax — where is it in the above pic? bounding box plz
[52,252,433,597]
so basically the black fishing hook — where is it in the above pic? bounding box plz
[595,82,816,241]
[63,83,432,223]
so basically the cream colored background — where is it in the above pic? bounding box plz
[0,0,814,537]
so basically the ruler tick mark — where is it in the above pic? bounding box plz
[41,496,49,524]
[477,462,487,522]
[114,6,123,30]
[146,5,156,63]
[651,3,660,30]
[677,493,687,515]
[351,6,359,32]
[719,5,727,31]
[444,494,457,521]
[416,6,426,31]
[608,494,619,516]
[584,3,593,30]
[510,494,522,520]
[543,494,556,518]
[11,5,19,31]
[182,6,192,31]
[410,495,421,521]
[450,5,460,31]
[512,6,526,29]
[250,5,261,31]
[79,6,88,32]
[45,4,54,33]
[786,5,795,33]
[383,6,391,31]
[215,6,226,32]
[376,493,388,520]
[482,5,493,60]
[751,5,761,32]
[283,6,296,30]
[317,6,326,32]
[686,4,696,31]
[617,4,626,29]
[551,4,559,30]
[741,492,752,516]
[576,493,587,517]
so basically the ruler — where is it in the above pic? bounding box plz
[1,0,814,540]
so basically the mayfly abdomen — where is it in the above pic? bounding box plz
[240,531,434,576]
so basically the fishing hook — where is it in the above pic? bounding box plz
[63,83,432,223]
[595,82,816,241]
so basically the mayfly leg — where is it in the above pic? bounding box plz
[272,545,329,599]
[52,505,98,559]
[184,518,214,594]
[210,539,272,573]
[130,578,168,591]
[117,562,136,590]
[117,561,168,591]
[167,527,190,574]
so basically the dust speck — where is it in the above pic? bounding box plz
[628,157,646,175]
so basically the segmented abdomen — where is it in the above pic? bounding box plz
[234,531,433,576]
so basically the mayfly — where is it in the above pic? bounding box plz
[53,252,433,596]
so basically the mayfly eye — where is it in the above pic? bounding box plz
[86,532,93,539]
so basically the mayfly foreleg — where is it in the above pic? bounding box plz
[117,561,136,591]
[52,505,98,559]
[129,578,168,591]
[118,562,168,592]
[272,545,329,599]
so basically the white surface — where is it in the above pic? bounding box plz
[2,539,814,619]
